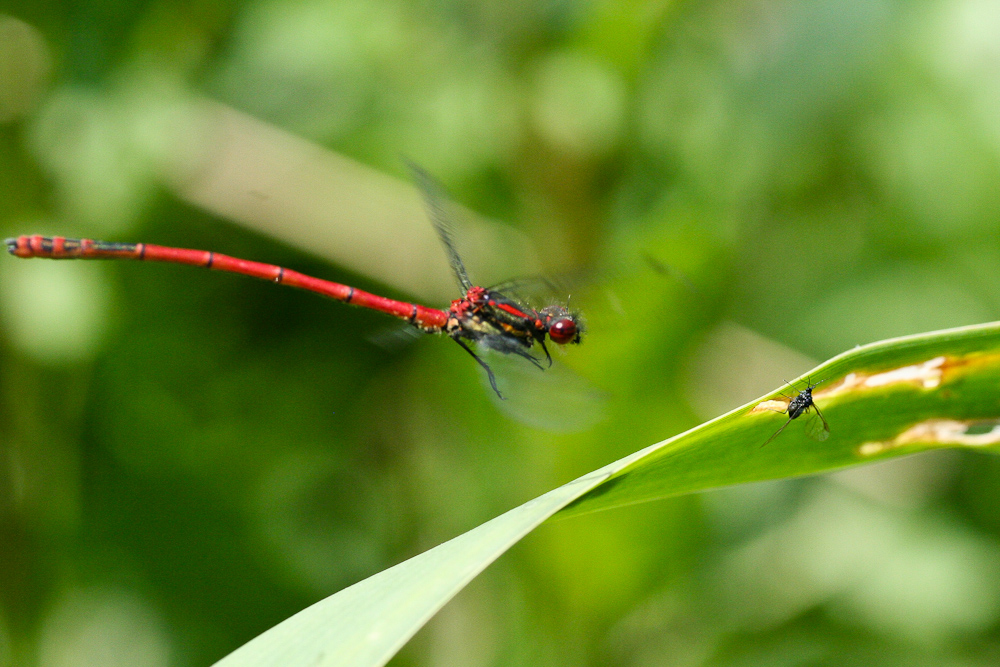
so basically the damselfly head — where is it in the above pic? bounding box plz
[540,306,582,345]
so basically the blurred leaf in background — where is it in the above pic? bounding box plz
[2,0,1000,665]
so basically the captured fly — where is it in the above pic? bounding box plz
[760,379,830,447]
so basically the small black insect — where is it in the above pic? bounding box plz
[761,379,830,447]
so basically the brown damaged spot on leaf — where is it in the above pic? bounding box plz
[825,356,947,396]
[750,399,788,415]
[824,351,1000,398]
[859,419,1000,456]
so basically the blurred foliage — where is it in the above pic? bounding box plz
[2,0,1000,665]
[218,323,1000,667]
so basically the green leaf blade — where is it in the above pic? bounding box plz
[216,321,1000,667]
[212,450,655,667]
[562,321,1000,517]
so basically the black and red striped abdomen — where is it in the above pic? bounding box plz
[5,235,449,330]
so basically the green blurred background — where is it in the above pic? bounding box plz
[4,0,1000,664]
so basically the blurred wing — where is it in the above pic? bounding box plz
[643,254,700,296]
[486,276,560,312]
[406,161,473,292]
[476,347,607,433]
[488,268,594,309]
[805,407,831,442]
[367,323,425,352]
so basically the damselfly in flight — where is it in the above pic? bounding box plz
[5,166,582,398]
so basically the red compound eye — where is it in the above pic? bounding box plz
[548,318,578,344]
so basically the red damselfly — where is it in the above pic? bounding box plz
[5,168,582,399]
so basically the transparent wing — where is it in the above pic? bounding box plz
[805,406,831,441]
[406,161,473,292]
[487,268,595,310]
[475,346,607,433]
[485,276,560,313]
[367,323,425,352]
[643,254,700,295]
[487,275,562,296]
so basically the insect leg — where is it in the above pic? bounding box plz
[454,338,504,399]
[538,339,553,368]
[761,418,793,448]
[509,345,546,370]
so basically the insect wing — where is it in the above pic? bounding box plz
[488,268,593,310]
[407,161,474,292]
[367,323,425,352]
[805,405,831,442]
[487,275,562,299]
[476,346,606,433]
